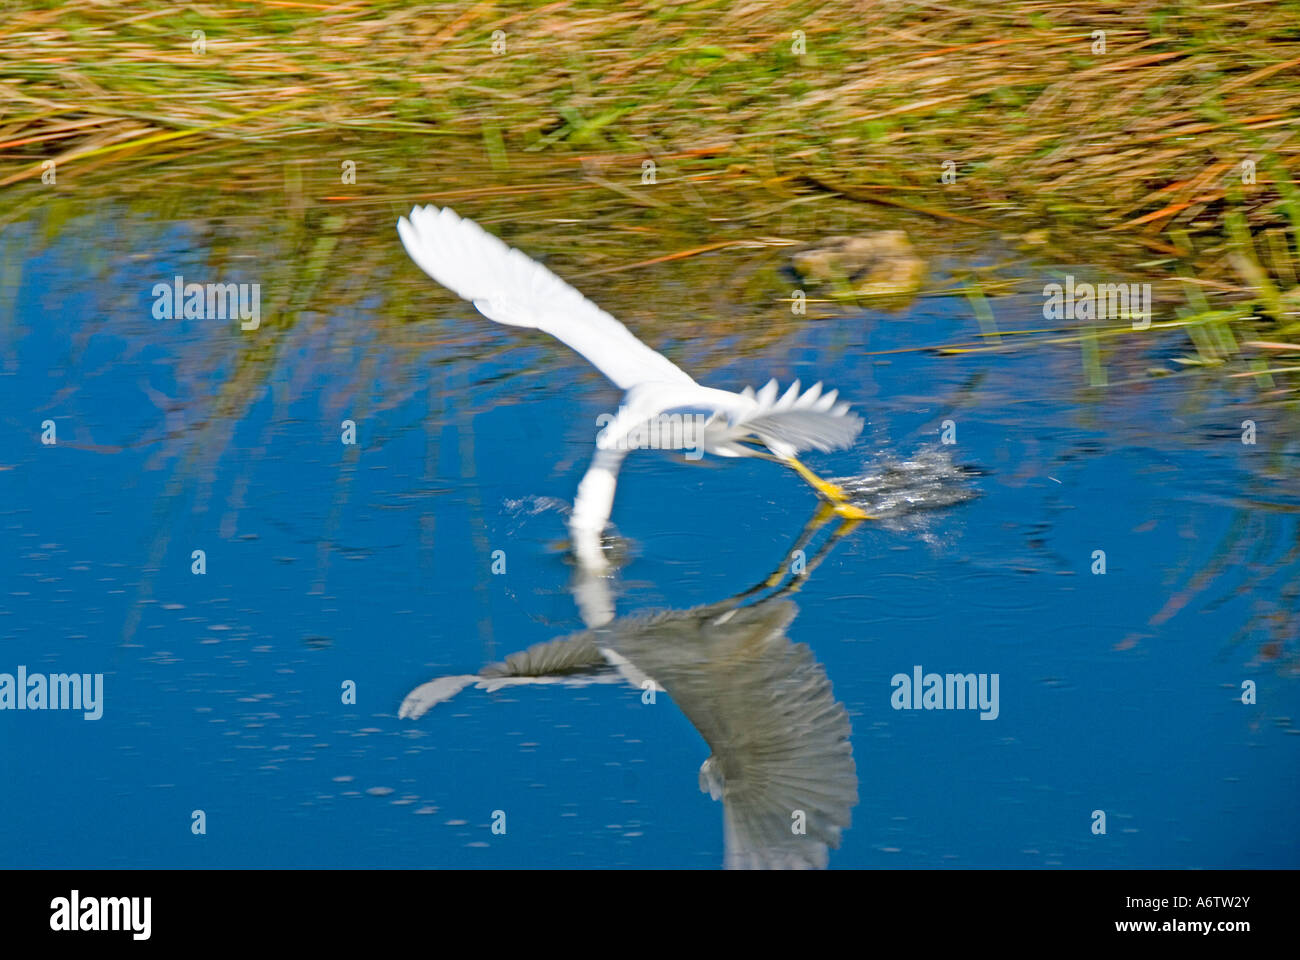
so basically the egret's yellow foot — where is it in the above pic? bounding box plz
[785,456,847,499]
[783,457,874,520]
[834,502,871,520]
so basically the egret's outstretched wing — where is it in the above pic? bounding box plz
[398,205,695,390]
[590,378,863,464]
[707,379,864,459]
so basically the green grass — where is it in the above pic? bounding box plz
[1,0,1298,389]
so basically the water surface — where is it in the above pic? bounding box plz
[2,196,1297,869]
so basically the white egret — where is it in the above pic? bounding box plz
[397,205,870,569]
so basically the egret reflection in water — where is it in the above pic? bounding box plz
[402,505,863,869]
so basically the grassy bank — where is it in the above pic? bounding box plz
[2,1,1299,378]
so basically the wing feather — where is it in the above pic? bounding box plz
[398,205,695,390]
[709,380,864,458]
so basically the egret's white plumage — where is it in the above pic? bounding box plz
[397,205,691,389]
[397,205,867,567]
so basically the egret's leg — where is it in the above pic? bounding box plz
[759,502,837,588]
[763,513,864,602]
[782,456,872,520]
[785,456,847,499]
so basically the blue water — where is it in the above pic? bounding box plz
[2,211,1297,868]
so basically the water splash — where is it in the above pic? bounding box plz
[834,448,981,528]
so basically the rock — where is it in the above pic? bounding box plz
[792,232,924,298]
